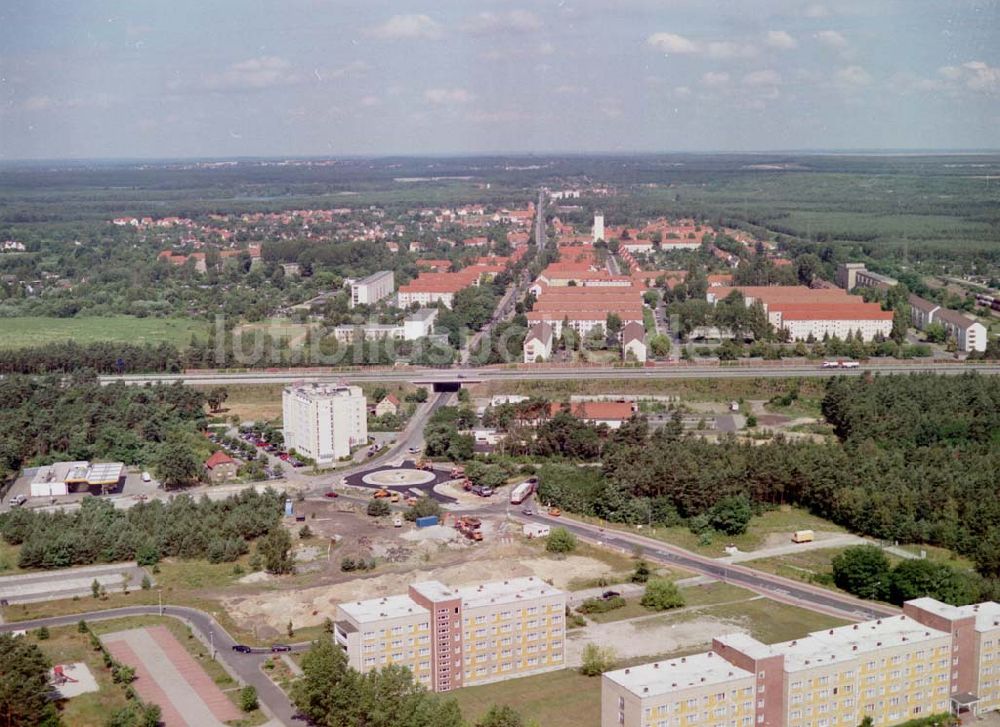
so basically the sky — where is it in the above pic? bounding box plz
[0,0,998,159]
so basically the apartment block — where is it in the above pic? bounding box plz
[836,263,898,291]
[908,294,988,353]
[603,599,1000,727]
[281,383,367,463]
[350,270,395,308]
[334,577,566,693]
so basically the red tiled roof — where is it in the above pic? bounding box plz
[549,401,634,421]
[774,304,893,321]
[205,451,235,469]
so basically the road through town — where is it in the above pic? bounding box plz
[100,361,1000,387]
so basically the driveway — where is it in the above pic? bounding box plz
[0,562,151,604]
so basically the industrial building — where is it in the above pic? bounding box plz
[602,598,1000,727]
[281,383,367,464]
[334,577,566,693]
[28,461,125,497]
[836,263,899,291]
[350,270,395,308]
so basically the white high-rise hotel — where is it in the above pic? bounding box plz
[282,383,367,463]
[593,211,605,242]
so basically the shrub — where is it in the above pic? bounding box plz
[580,643,616,676]
[546,527,577,554]
[577,596,626,614]
[36,626,49,640]
[641,579,685,611]
[631,560,652,583]
[239,685,259,712]
[367,499,390,517]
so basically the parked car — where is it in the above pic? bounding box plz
[8,494,27,507]
[601,590,622,601]
[521,507,534,516]
[232,644,253,653]
[270,644,292,652]
[324,491,339,498]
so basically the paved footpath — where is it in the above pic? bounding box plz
[104,625,240,727]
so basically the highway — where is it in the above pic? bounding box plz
[511,509,898,623]
[100,361,1000,386]
[0,604,302,726]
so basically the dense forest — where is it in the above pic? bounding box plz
[536,373,1000,585]
[0,374,207,478]
[0,489,284,569]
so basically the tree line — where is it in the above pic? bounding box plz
[535,373,1000,591]
[0,489,284,570]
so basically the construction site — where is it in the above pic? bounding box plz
[222,497,640,639]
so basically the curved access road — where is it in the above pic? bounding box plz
[514,510,898,623]
[0,605,303,726]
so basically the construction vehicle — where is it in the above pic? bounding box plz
[415,458,434,471]
[548,507,561,517]
[390,492,400,503]
[461,479,473,491]
[373,489,391,499]
[454,515,483,542]
[450,466,465,479]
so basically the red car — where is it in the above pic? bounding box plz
[324,491,339,498]
[278,453,290,461]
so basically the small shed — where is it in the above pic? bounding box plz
[522,523,551,539]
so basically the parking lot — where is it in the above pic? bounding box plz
[0,562,151,604]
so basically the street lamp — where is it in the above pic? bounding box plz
[158,589,163,616]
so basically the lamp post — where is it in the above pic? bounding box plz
[158,589,163,616]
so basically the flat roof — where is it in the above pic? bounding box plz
[338,594,428,624]
[410,577,564,610]
[405,308,438,322]
[605,653,753,698]
[778,616,949,671]
[353,270,393,286]
[909,598,1000,632]
[86,462,125,485]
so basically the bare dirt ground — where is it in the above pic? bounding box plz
[566,613,742,667]
[222,509,624,636]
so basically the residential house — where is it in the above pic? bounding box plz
[204,451,238,483]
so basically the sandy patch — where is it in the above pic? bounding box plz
[223,548,620,633]
[566,615,742,667]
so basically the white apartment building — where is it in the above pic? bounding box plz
[909,294,988,353]
[404,308,438,340]
[282,383,367,463]
[523,321,554,363]
[593,212,605,242]
[350,270,395,308]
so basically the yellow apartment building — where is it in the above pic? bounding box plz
[335,577,565,693]
[603,599,1000,727]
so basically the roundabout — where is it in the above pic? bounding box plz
[361,468,436,487]
[343,460,458,503]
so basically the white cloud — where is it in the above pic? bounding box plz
[461,10,542,34]
[168,56,302,92]
[21,95,55,111]
[705,41,756,60]
[803,3,830,18]
[424,87,474,105]
[701,71,730,87]
[815,30,848,49]
[958,61,1000,92]
[744,69,782,86]
[834,65,872,87]
[368,14,443,40]
[765,30,797,50]
[647,33,700,54]
[647,33,755,59]
[323,61,370,79]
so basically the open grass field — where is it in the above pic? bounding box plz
[572,506,846,558]
[583,582,756,624]
[198,381,416,423]
[35,624,130,726]
[0,315,206,349]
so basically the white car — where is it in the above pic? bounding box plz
[141,471,152,482]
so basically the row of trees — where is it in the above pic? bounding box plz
[0,489,284,570]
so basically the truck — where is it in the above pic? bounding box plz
[509,480,536,505]
[450,466,465,479]
[415,515,439,528]
[792,529,815,543]
[455,516,483,542]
